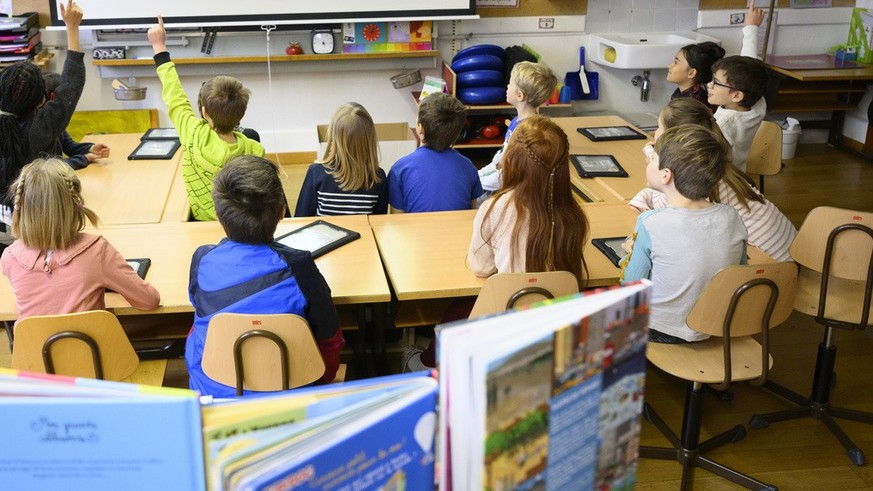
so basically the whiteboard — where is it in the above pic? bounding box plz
[49,0,477,29]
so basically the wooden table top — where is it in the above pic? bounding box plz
[553,116,649,203]
[77,133,184,225]
[0,215,390,321]
[369,203,639,301]
[765,61,873,82]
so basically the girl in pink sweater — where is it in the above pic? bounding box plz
[1,159,160,326]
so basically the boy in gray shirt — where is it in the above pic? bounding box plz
[622,124,747,343]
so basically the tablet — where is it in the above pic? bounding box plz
[577,126,648,142]
[274,220,361,259]
[571,154,629,178]
[592,237,627,268]
[141,127,180,140]
[128,139,181,160]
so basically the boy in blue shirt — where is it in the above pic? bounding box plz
[388,92,483,212]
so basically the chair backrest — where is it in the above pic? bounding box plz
[11,310,138,381]
[687,262,798,338]
[468,271,579,319]
[201,313,326,394]
[66,109,159,141]
[746,120,783,177]
[790,206,873,281]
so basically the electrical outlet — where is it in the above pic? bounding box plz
[730,13,745,25]
[538,17,555,29]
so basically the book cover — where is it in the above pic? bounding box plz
[439,282,650,490]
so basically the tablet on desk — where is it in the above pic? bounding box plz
[577,126,648,142]
[128,139,181,160]
[141,127,180,140]
[274,220,361,259]
[571,155,629,178]
[592,237,627,268]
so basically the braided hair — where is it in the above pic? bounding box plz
[0,62,47,206]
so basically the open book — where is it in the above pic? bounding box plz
[438,281,651,490]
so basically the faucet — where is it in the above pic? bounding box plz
[631,70,651,102]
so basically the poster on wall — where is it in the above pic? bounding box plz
[477,0,519,7]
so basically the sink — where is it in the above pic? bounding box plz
[588,32,721,69]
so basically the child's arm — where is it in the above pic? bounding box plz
[386,169,406,213]
[620,216,654,282]
[293,257,344,384]
[374,169,389,215]
[148,16,202,142]
[742,4,764,59]
[99,239,161,311]
[467,205,497,277]
[293,165,318,217]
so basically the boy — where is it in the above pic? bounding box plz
[478,61,557,193]
[186,155,344,398]
[622,124,747,343]
[388,92,483,212]
[148,16,265,221]
[44,73,110,170]
[707,55,768,172]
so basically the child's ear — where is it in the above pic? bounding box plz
[660,167,673,186]
[730,90,746,105]
[415,122,425,141]
[686,68,697,82]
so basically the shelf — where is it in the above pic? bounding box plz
[92,50,441,66]
[411,92,570,111]
[0,49,53,70]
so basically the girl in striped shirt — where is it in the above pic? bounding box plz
[295,103,388,216]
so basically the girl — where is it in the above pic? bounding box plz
[628,98,797,261]
[407,116,590,371]
[667,41,725,112]
[1,159,160,324]
[468,115,589,287]
[294,102,388,216]
[0,1,86,239]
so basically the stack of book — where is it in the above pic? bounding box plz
[0,12,39,65]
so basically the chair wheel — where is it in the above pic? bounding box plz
[749,415,770,429]
[848,448,866,466]
[642,403,656,423]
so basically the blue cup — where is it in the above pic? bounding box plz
[558,86,572,103]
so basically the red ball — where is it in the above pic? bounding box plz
[481,124,500,139]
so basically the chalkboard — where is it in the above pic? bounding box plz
[48,0,476,29]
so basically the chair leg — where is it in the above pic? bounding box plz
[641,382,774,490]
[750,326,872,466]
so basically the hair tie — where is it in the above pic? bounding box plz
[0,110,17,117]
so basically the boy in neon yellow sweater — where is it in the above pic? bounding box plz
[148,16,265,221]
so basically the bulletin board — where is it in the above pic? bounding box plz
[476,0,586,18]
[699,0,851,9]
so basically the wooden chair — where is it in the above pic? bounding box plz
[10,310,167,386]
[201,313,345,396]
[746,120,783,193]
[640,262,797,490]
[749,206,873,466]
[66,109,159,141]
[468,271,579,319]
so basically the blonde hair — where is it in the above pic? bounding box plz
[10,159,98,250]
[511,61,558,108]
[318,102,382,192]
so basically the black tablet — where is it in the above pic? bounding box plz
[577,126,648,142]
[571,155,629,178]
[274,220,361,259]
[141,127,180,140]
[126,258,151,279]
[592,237,627,268]
[128,139,181,160]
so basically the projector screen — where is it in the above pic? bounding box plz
[49,0,477,29]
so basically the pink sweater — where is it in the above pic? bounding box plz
[1,233,161,321]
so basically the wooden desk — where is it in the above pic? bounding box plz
[77,133,185,225]
[552,116,649,202]
[0,215,390,321]
[370,203,638,304]
[764,62,873,154]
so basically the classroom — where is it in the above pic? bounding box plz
[1,0,872,489]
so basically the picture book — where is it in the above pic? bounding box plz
[438,282,651,491]
[0,368,206,491]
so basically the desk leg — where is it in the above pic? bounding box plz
[352,305,370,378]
[370,302,390,375]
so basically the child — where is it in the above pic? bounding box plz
[1,159,160,324]
[147,16,265,221]
[0,0,85,240]
[295,102,388,217]
[407,116,589,371]
[622,125,747,343]
[629,98,797,261]
[186,155,344,398]
[477,61,558,193]
[387,92,483,212]
[43,73,110,170]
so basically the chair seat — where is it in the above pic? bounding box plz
[122,359,168,386]
[795,268,873,325]
[646,336,773,385]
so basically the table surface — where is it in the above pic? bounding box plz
[369,202,639,301]
[77,133,186,225]
[553,116,649,203]
[765,61,873,82]
[0,215,390,321]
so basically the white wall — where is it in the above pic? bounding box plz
[42,5,866,153]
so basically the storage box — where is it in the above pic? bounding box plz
[317,122,419,173]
